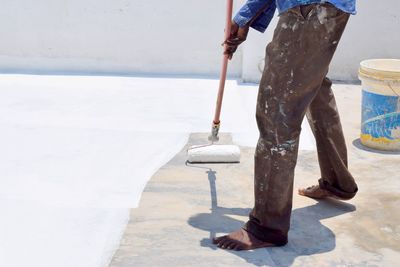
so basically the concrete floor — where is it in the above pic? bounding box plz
[110,85,400,267]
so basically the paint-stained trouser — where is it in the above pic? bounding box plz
[243,4,358,245]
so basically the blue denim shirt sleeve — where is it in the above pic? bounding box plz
[233,0,276,33]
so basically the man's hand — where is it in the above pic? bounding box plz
[224,21,250,60]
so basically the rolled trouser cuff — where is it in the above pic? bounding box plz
[243,221,288,246]
[318,178,358,200]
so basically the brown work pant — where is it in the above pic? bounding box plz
[244,4,358,246]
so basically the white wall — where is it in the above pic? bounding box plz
[330,0,400,81]
[0,0,243,77]
[0,1,399,81]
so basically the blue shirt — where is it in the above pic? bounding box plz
[234,0,356,33]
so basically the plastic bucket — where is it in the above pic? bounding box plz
[358,59,400,151]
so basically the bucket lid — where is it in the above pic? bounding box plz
[359,59,400,81]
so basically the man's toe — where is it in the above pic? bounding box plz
[219,239,232,249]
[216,238,227,248]
[212,235,226,244]
[225,241,237,250]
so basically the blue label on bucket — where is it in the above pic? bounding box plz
[362,90,400,140]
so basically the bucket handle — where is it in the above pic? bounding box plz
[387,81,400,97]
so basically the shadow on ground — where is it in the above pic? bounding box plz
[188,169,356,267]
[352,138,400,155]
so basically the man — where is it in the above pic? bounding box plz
[213,0,359,250]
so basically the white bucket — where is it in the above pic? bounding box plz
[358,59,400,151]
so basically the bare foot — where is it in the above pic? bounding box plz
[212,228,275,251]
[298,184,349,200]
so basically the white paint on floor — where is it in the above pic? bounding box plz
[0,74,315,267]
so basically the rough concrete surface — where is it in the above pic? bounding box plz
[110,85,400,267]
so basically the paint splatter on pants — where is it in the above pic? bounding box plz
[244,3,359,246]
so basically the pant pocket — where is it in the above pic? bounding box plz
[287,3,345,21]
[315,3,347,20]
[286,6,304,19]
[287,4,315,20]
[300,4,315,19]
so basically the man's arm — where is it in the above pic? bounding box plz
[225,0,276,59]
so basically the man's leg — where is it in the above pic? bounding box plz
[214,4,351,250]
[299,78,358,199]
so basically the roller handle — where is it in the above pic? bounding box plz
[209,0,233,142]
[214,0,233,125]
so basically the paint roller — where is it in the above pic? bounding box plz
[187,0,241,163]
